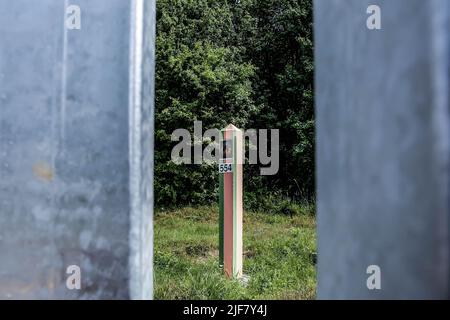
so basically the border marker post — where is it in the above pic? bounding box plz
[219,124,243,278]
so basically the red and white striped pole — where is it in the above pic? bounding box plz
[219,124,243,278]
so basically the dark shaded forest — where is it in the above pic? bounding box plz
[155,0,314,211]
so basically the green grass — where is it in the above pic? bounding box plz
[154,206,316,300]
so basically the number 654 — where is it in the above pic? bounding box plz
[218,164,232,173]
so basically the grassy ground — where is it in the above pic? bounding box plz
[154,205,316,300]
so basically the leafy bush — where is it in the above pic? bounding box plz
[155,0,315,209]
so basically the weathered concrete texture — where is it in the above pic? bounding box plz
[0,0,154,299]
[315,0,450,299]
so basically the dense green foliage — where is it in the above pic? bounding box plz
[154,206,316,299]
[155,0,315,209]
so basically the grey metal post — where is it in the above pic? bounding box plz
[0,0,155,299]
[315,0,450,299]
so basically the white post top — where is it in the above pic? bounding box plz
[222,124,241,131]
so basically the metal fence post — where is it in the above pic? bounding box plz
[315,0,449,299]
[0,0,155,299]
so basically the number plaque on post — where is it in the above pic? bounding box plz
[219,124,243,278]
